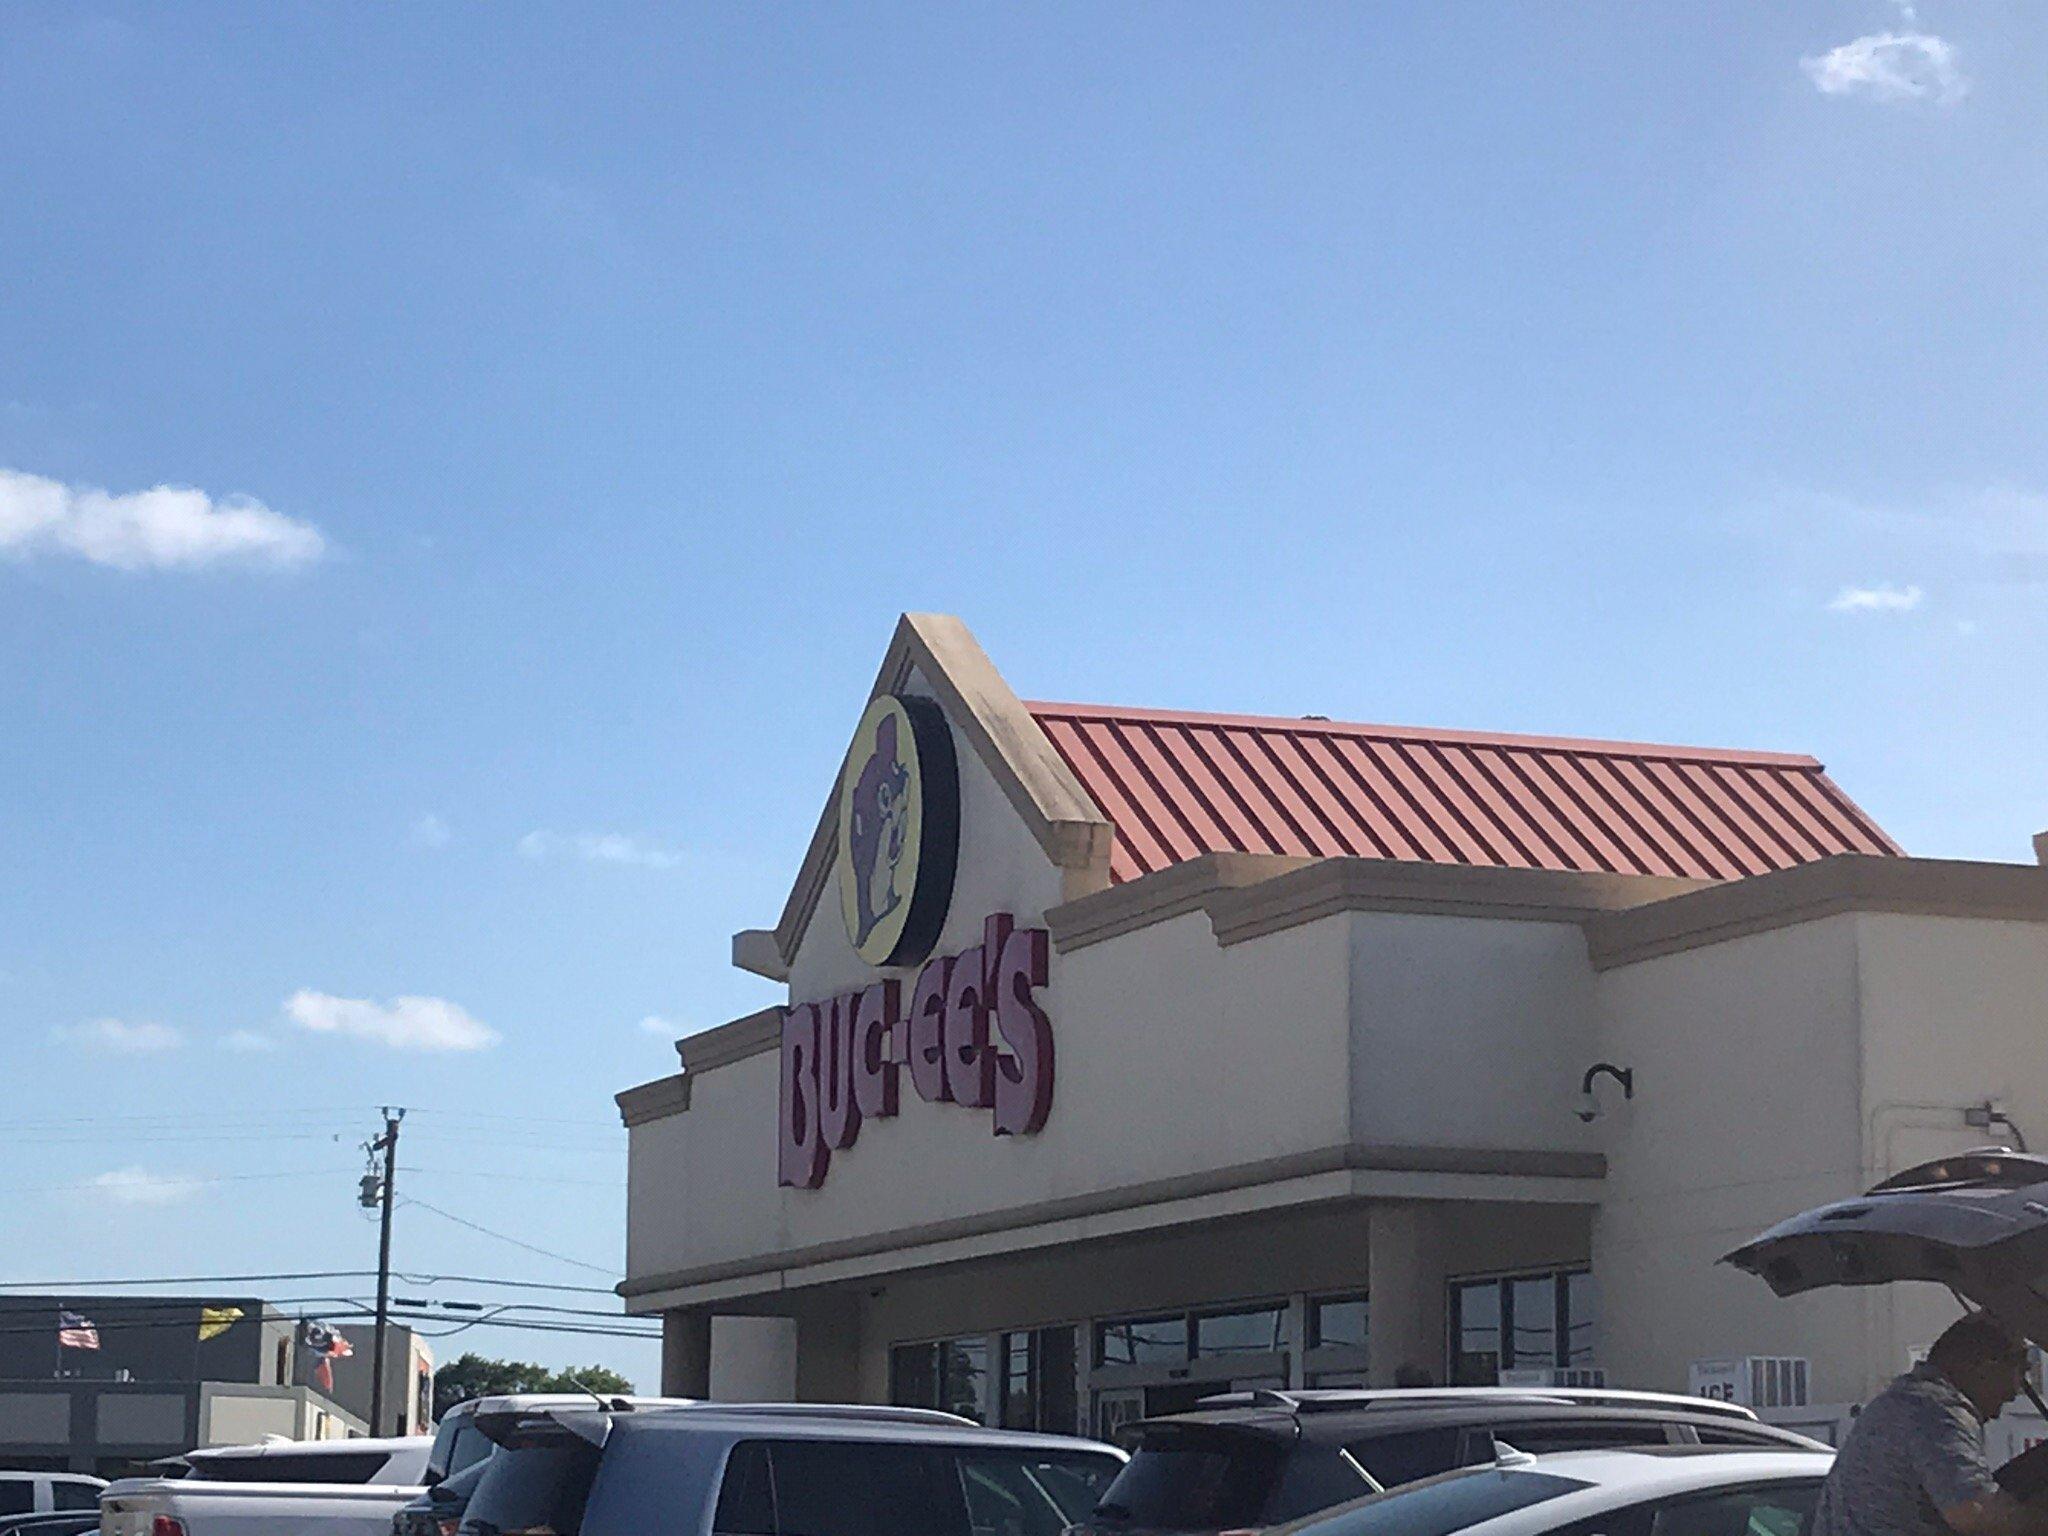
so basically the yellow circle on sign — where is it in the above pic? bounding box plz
[837,696,928,966]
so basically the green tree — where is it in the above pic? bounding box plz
[432,1352,635,1420]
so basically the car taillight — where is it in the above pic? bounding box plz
[151,1517,186,1536]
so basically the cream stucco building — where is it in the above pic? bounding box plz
[618,613,2048,1437]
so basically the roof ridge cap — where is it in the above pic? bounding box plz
[1023,698,1825,770]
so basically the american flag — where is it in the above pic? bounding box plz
[58,1311,99,1350]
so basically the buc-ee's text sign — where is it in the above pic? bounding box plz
[778,913,1054,1188]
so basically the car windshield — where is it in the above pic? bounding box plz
[1092,1438,1284,1528]
[1273,1468,1591,1536]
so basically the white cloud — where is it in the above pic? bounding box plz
[285,989,500,1052]
[518,829,681,870]
[1802,32,1966,104]
[55,1017,183,1053]
[219,1029,279,1053]
[89,1167,201,1206]
[410,814,452,849]
[0,468,326,572]
[1828,582,1925,613]
[637,1014,678,1037]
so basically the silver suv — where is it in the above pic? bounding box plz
[458,1398,1126,1536]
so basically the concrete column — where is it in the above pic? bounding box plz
[791,1292,864,1402]
[710,1317,799,1401]
[1367,1203,1448,1386]
[660,1309,712,1398]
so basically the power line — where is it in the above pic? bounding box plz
[397,1272,617,1296]
[401,1167,621,1189]
[399,1198,617,1277]
[0,1270,618,1296]
[6,1169,355,1197]
[0,1310,657,1343]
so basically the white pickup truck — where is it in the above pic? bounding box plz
[99,1436,431,1536]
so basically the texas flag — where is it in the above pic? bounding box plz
[301,1320,353,1392]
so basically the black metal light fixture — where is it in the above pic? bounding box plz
[1576,1062,1635,1123]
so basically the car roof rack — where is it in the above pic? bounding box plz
[1193,1387,1757,1421]
[659,1403,982,1427]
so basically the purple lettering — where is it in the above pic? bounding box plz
[818,993,861,1151]
[776,1003,828,1188]
[776,916,1057,1185]
[907,954,954,1104]
[992,927,1053,1136]
[944,942,993,1109]
[852,979,901,1119]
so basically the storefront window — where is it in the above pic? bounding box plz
[890,1341,939,1408]
[1001,1327,1079,1433]
[1449,1269,1592,1384]
[1194,1304,1286,1356]
[1096,1314,1187,1367]
[893,1327,1077,1430]
[1509,1276,1557,1370]
[1565,1272,1596,1365]
[889,1336,988,1421]
[1310,1295,1369,1352]
[941,1336,989,1423]
[1451,1281,1502,1386]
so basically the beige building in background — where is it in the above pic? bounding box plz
[619,613,2048,1437]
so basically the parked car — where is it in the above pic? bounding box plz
[393,1461,488,1536]
[1726,1148,2048,1350]
[1265,1445,1833,1536]
[0,1474,105,1521]
[100,1436,433,1536]
[1070,1388,1826,1536]
[0,1513,101,1536]
[179,1437,433,1486]
[424,1395,688,1488]
[457,1396,1126,1536]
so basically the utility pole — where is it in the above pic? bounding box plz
[361,1106,404,1436]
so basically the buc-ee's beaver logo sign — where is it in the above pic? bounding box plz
[836,694,960,967]
[779,696,1053,1188]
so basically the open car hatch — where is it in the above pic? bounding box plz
[1724,1150,2048,1349]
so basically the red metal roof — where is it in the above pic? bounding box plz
[1028,701,1901,885]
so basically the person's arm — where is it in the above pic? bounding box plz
[1911,1397,2043,1536]
[1938,1489,2048,1536]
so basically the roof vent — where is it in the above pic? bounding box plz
[2035,830,2047,868]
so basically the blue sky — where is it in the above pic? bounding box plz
[2,2,2044,1391]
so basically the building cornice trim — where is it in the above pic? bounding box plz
[1585,855,2048,970]
[616,1140,1605,1298]
[679,1007,783,1073]
[1046,854,1706,955]
[616,1075,691,1128]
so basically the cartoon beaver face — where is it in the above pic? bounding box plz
[847,714,912,946]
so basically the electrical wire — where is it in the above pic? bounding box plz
[399,1197,617,1276]
[0,1270,619,1297]
[0,1309,656,1342]
[6,1169,360,1197]
[400,1167,621,1189]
